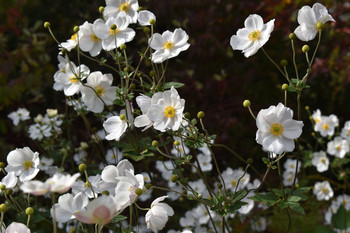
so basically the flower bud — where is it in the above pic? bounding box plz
[135,188,143,196]
[99,6,104,14]
[309,116,313,120]
[145,183,152,189]
[170,175,178,183]
[143,27,150,34]
[73,26,80,33]
[243,100,251,108]
[282,83,289,90]
[44,22,50,28]
[289,33,296,40]
[119,114,126,121]
[247,158,253,164]
[78,163,87,172]
[0,162,5,168]
[120,44,127,51]
[47,109,58,118]
[181,190,187,195]
[305,106,309,110]
[134,109,141,115]
[123,67,129,72]
[316,22,325,31]
[173,140,180,146]
[6,189,12,195]
[307,68,312,74]
[0,204,7,213]
[217,183,222,190]
[0,184,5,191]
[152,140,159,147]
[129,83,136,89]
[110,24,117,30]
[26,207,35,215]
[69,228,77,233]
[302,45,310,53]
[184,112,191,119]
[280,59,288,67]
[311,132,316,137]
[197,111,205,119]
[149,70,156,77]
[197,193,202,198]
[102,190,110,196]
[149,19,156,25]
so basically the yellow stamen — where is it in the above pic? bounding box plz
[164,106,175,118]
[95,85,105,96]
[70,76,79,84]
[90,33,100,42]
[163,41,174,50]
[231,179,237,187]
[270,123,284,136]
[71,33,78,42]
[248,30,261,41]
[320,158,326,164]
[23,160,33,170]
[109,28,119,36]
[118,2,130,12]
[336,146,341,151]
[322,123,329,131]
[321,187,328,194]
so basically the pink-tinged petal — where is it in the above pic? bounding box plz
[297,6,317,26]
[244,14,264,31]
[93,206,112,225]
[282,119,303,139]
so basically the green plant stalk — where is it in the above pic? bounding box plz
[26,215,31,227]
[309,31,322,67]
[261,48,291,83]
[51,193,57,233]
[290,39,300,81]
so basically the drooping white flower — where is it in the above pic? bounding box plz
[313,181,334,201]
[4,222,30,233]
[104,0,139,23]
[314,115,339,137]
[51,192,89,223]
[94,12,135,51]
[80,72,117,113]
[101,159,134,184]
[60,33,78,52]
[149,28,190,63]
[256,103,303,155]
[8,108,30,126]
[294,3,335,42]
[341,121,350,141]
[138,10,156,26]
[5,147,40,182]
[146,86,185,132]
[312,151,329,172]
[0,172,18,192]
[327,136,349,158]
[103,110,129,141]
[145,196,174,233]
[230,14,275,58]
[78,21,103,57]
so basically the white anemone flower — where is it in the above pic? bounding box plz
[146,86,185,132]
[294,3,335,42]
[145,196,174,233]
[78,21,103,57]
[149,28,190,63]
[314,114,339,137]
[256,103,303,155]
[313,181,334,201]
[51,192,89,223]
[230,14,275,58]
[341,121,350,141]
[101,159,134,184]
[94,12,135,51]
[138,10,156,26]
[283,159,301,173]
[103,111,128,141]
[104,0,139,23]
[8,108,30,126]
[80,72,117,113]
[5,147,40,182]
[327,136,349,158]
[0,172,18,192]
[283,170,296,186]
[134,94,157,130]
[311,151,329,172]
[60,33,78,52]
[5,222,30,233]
[72,175,102,198]
[221,167,250,191]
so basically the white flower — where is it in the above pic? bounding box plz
[230,14,275,58]
[195,153,212,172]
[312,109,322,124]
[101,159,134,184]
[314,115,339,137]
[60,33,78,52]
[294,3,335,42]
[283,159,301,172]
[238,192,254,215]
[312,151,329,172]
[134,94,154,130]
[104,0,139,23]
[78,21,103,57]
[149,28,190,63]
[103,111,129,141]
[80,72,117,113]
[105,148,123,164]
[188,179,210,198]
[94,13,135,51]
[0,172,18,191]
[313,181,334,201]
[221,167,250,191]
[256,103,303,155]
[53,55,68,89]
[251,217,267,232]
[5,222,30,233]
[72,175,102,198]
[51,192,89,223]
[138,10,156,26]
[28,123,52,140]
[327,136,349,158]
[8,108,30,126]
[114,169,144,206]
[145,196,174,233]
[283,170,297,186]
[146,86,185,132]
[341,121,350,141]
[5,147,40,182]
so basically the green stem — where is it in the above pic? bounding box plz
[51,193,57,233]
[261,48,289,81]
[290,39,300,81]
[309,31,322,68]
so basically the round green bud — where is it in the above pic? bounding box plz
[309,116,313,120]
[0,184,5,190]
[143,27,150,34]
[135,188,143,196]
[110,24,117,30]
[149,70,156,77]
[99,6,104,14]
[305,106,310,110]
[120,44,127,51]
[197,111,205,119]
[173,140,180,146]
[243,100,251,108]
[282,83,289,90]
[302,45,310,53]
[307,68,312,74]
[123,67,129,72]
[44,22,50,28]
[69,227,77,233]
[0,204,7,213]
[181,190,187,195]
[61,48,68,54]
[102,190,110,196]
[152,140,159,147]
[311,132,316,137]
[145,183,152,189]
[84,181,91,188]
[280,59,288,67]
[149,19,156,25]
[6,189,12,195]
[78,163,87,172]
[73,26,80,33]
[119,114,126,121]
[187,195,194,200]
[170,175,178,183]
[135,109,141,115]
[129,83,136,89]
[26,207,35,215]
[217,183,222,190]
[247,158,253,164]
[197,193,202,199]
[184,112,191,119]
[0,162,5,168]
[289,33,296,40]
[316,22,325,31]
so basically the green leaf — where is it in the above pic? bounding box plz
[111,215,127,223]
[249,192,279,206]
[288,201,305,215]
[332,205,350,230]
[314,226,336,233]
[288,195,302,202]
[163,82,185,89]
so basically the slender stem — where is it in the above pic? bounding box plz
[26,215,31,227]
[51,193,57,233]
[290,39,300,81]
[309,31,322,68]
[261,48,288,80]
[222,217,225,233]
[247,106,256,120]
[47,26,61,45]
[285,208,292,233]
[129,205,133,232]
[0,212,4,233]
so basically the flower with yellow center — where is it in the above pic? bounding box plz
[104,0,139,23]
[118,2,129,12]
[311,151,329,172]
[163,41,175,50]
[248,30,261,41]
[327,136,349,159]
[164,106,175,118]
[313,181,333,201]
[69,75,80,84]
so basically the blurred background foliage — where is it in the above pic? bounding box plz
[0,0,350,231]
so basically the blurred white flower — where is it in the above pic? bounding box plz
[311,151,329,172]
[327,136,349,158]
[283,170,296,187]
[145,196,174,233]
[251,217,267,232]
[283,159,301,173]
[8,108,30,126]
[341,121,350,141]
[28,123,52,140]
[313,181,333,201]
[314,114,338,137]
[221,167,250,191]
[104,0,139,23]
[5,222,30,233]
[72,175,102,198]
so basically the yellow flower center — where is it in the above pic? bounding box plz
[270,123,284,136]
[336,145,341,151]
[164,106,175,118]
[346,130,350,137]
[231,179,237,187]
[320,158,326,164]
[314,118,320,124]
[70,76,80,84]
[109,28,119,36]
[248,30,261,41]
[118,2,130,12]
[90,33,100,42]
[322,123,329,131]
[321,187,329,194]
[95,85,105,96]
[23,160,33,170]
[61,67,66,73]
[71,33,78,42]
[163,41,174,50]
